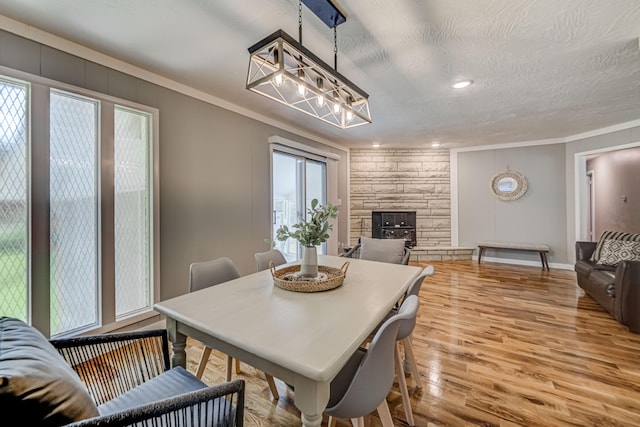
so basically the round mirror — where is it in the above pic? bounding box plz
[491,170,527,201]
[497,177,518,193]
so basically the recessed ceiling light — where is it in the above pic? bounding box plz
[431,141,441,148]
[372,142,381,148]
[451,80,473,89]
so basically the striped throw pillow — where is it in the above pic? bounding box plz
[591,231,640,262]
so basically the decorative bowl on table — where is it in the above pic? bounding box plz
[269,262,350,293]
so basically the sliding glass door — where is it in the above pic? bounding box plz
[272,150,327,261]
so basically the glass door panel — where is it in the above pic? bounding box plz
[305,160,327,253]
[272,151,301,261]
[272,150,327,261]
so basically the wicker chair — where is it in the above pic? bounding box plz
[50,329,244,426]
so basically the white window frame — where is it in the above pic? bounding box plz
[0,65,160,337]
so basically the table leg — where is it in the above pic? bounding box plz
[477,247,484,264]
[165,318,187,368]
[294,377,330,427]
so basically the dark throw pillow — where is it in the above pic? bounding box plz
[0,317,99,426]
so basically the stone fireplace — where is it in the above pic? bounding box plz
[350,147,473,261]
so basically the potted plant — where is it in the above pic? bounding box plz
[273,198,339,277]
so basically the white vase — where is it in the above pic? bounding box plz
[300,246,318,278]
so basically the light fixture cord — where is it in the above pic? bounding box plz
[298,0,303,44]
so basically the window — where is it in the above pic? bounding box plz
[114,107,153,318]
[49,90,100,335]
[0,77,28,321]
[0,71,158,337]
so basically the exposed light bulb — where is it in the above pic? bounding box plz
[332,88,342,114]
[316,78,324,107]
[345,96,354,121]
[274,73,283,87]
[346,110,353,121]
[297,69,306,96]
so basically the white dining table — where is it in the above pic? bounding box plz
[154,255,422,427]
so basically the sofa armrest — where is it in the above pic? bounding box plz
[614,260,640,333]
[64,379,245,427]
[575,241,597,262]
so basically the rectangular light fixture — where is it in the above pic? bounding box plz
[246,29,371,129]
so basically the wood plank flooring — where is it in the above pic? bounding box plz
[188,260,640,426]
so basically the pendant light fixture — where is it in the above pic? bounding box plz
[246,0,371,129]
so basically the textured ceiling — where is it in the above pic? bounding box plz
[0,0,639,149]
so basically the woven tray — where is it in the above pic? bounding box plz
[269,262,350,293]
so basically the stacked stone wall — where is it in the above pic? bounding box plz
[349,148,451,247]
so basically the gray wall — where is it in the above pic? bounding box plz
[587,146,640,237]
[0,29,349,301]
[565,126,640,261]
[456,125,640,267]
[457,143,568,264]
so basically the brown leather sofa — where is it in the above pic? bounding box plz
[575,241,640,333]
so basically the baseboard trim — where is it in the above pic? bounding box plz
[472,255,574,271]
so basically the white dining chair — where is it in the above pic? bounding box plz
[254,249,287,272]
[189,257,280,400]
[341,236,411,265]
[325,295,420,427]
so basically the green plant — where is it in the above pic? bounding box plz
[274,199,339,247]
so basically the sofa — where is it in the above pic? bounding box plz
[575,231,640,333]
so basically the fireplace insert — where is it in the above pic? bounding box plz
[371,211,416,247]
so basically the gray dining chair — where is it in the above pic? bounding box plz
[393,265,433,426]
[325,295,420,427]
[361,265,433,426]
[189,257,280,400]
[342,236,411,265]
[254,249,287,272]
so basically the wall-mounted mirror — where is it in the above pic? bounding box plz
[491,170,528,201]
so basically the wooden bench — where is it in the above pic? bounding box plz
[477,240,550,270]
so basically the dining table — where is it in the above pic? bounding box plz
[154,254,422,427]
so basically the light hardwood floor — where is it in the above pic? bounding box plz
[189,260,640,426]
